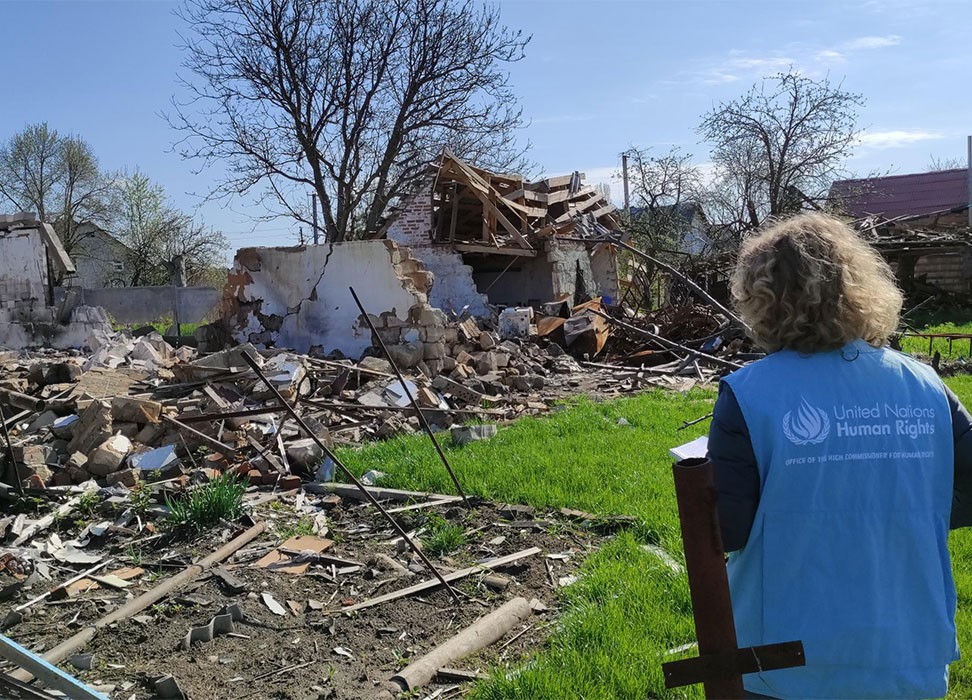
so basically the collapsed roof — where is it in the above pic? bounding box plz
[415,149,620,254]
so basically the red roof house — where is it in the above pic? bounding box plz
[829,168,969,222]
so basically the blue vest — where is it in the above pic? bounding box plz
[723,340,957,699]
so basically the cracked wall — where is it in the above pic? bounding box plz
[220,240,433,357]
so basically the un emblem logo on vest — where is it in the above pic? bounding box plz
[783,398,831,445]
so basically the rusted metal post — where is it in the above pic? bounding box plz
[349,286,470,508]
[662,457,805,698]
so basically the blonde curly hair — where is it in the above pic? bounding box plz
[731,213,903,353]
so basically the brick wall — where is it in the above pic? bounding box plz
[386,178,435,248]
[915,250,972,294]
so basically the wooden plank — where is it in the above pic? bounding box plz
[452,243,538,257]
[663,641,805,689]
[37,223,76,274]
[540,173,584,190]
[571,194,604,215]
[443,149,533,250]
[477,194,532,249]
[591,203,618,218]
[337,547,542,613]
[449,183,459,243]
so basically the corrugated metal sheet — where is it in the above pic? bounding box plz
[829,168,969,219]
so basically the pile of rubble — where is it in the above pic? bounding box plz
[0,316,597,494]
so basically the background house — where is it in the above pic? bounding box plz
[829,169,972,297]
[64,222,133,288]
[830,169,970,227]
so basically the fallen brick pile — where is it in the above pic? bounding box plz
[0,310,660,495]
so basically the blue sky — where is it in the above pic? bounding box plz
[1,0,968,251]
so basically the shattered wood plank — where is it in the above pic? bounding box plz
[452,243,537,257]
[443,151,533,249]
[212,567,247,595]
[254,535,334,575]
[337,548,541,613]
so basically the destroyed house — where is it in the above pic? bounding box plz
[382,151,621,313]
[829,170,972,297]
[0,212,111,349]
[829,168,970,226]
[217,153,622,358]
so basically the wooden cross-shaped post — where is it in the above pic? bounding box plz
[662,457,806,699]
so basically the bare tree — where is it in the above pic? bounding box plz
[698,71,864,232]
[927,156,965,172]
[110,171,228,286]
[170,0,530,242]
[621,147,703,254]
[55,137,112,257]
[0,123,110,261]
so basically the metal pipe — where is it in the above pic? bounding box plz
[239,351,461,603]
[0,388,45,413]
[349,286,470,507]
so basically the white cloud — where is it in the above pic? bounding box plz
[815,49,845,62]
[841,35,901,51]
[858,129,944,148]
[691,33,901,85]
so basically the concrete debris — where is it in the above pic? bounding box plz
[451,425,498,446]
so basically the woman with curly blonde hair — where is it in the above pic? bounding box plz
[707,213,972,699]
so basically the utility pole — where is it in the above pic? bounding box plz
[622,152,631,216]
[966,135,971,228]
[311,193,319,245]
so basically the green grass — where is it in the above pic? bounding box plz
[338,391,712,699]
[899,307,972,359]
[421,513,466,557]
[165,472,246,530]
[337,381,972,699]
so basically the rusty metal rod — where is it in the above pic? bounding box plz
[349,286,470,507]
[161,414,237,454]
[300,398,501,416]
[240,350,461,603]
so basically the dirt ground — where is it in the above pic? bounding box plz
[2,495,617,699]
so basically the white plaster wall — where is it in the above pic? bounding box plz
[590,243,621,301]
[233,242,423,356]
[0,228,48,309]
[407,247,491,317]
[386,179,491,317]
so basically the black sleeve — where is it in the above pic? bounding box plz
[946,385,972,529]
[707,381,761,552]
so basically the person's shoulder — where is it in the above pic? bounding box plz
[875,345,946,390]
